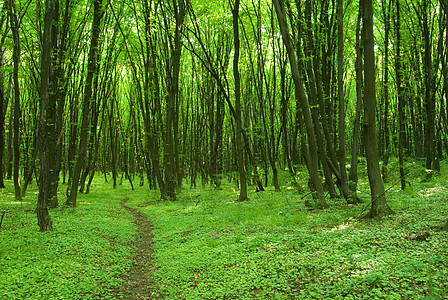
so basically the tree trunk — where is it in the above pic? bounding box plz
[362,0,393,218]
[381,0,391,183]
[37,0,55,232]
[66,0,104,206]
[8,0,22,200]
[274,0,327,208]
[395,0,406,190]
[0,47,7,189]
[232,0,249,202]
[422,0,435,178]
[337,0,357,203]
[47,0,69,208]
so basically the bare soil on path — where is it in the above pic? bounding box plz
[115,197,159,299]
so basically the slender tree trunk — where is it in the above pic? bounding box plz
[381,0,391,183]
[274,0,327,208]
[109,97,118,189]
[47,0,68,208]
[7,114,12,180]
[302,1,337,199]
[337,0,357,203]
[280,57,303,193]
[362,0,393,218]
[349,73,363,196]
[231,0,249,202]
[395,0,405,190]
[67,0,104,206]
[0,47,6,189]
[8,0,22,200]
[422,0,435,178]
[163,0,185,201]
[37,0,55,232]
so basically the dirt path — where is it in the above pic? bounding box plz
[115,197,159,299]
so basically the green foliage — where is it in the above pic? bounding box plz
[0,181,137,299]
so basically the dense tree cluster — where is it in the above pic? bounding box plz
[0,0,446,230]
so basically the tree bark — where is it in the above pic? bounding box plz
[422,0,435,178]
[47,0,69,208]
[274,0,328,208]
[0,47,6,189]
[395,0,406,190]
[231,0,249,202]
[337,0,358,203]
[380,0,391,183]
[66,0,104,207]
[8,0,22,200]
[37,0,55,232]
[362,0,393,218]
[349,7,363,196]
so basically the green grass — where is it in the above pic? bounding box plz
[1,159,448,299]
[0,181,137,299]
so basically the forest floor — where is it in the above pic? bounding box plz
[114,197,158,299]
[1,158,448,299]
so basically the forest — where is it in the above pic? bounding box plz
[0,0,448,298]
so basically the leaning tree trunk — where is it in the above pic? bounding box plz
[37,0,55,232]
[274,0,327,208]
[362,0,394,218]
[66,0,104,207]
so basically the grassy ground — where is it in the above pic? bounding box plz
[1,159,448,299]
[127,160,448,299]
[0,181,136,299]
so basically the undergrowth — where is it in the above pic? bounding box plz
[0,182,136,299]
[128,160,448,299]
[1,158,448,299]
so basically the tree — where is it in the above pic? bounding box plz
[7,0,22,200]
[362,0,393,218]
[36,0,55,232]
[66,0,105,207]
[273,0,328,208]
[162,0,186,201]
[231,0,249,202]
[0,46,8,189]
[395,0,406,190]
[337,0,358,203]
[348,4,363,196]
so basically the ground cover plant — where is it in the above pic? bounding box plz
[1,159,447,299]
[0,182,137,299]
[127,161,448,299]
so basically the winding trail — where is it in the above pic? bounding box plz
[115,197,158,299]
